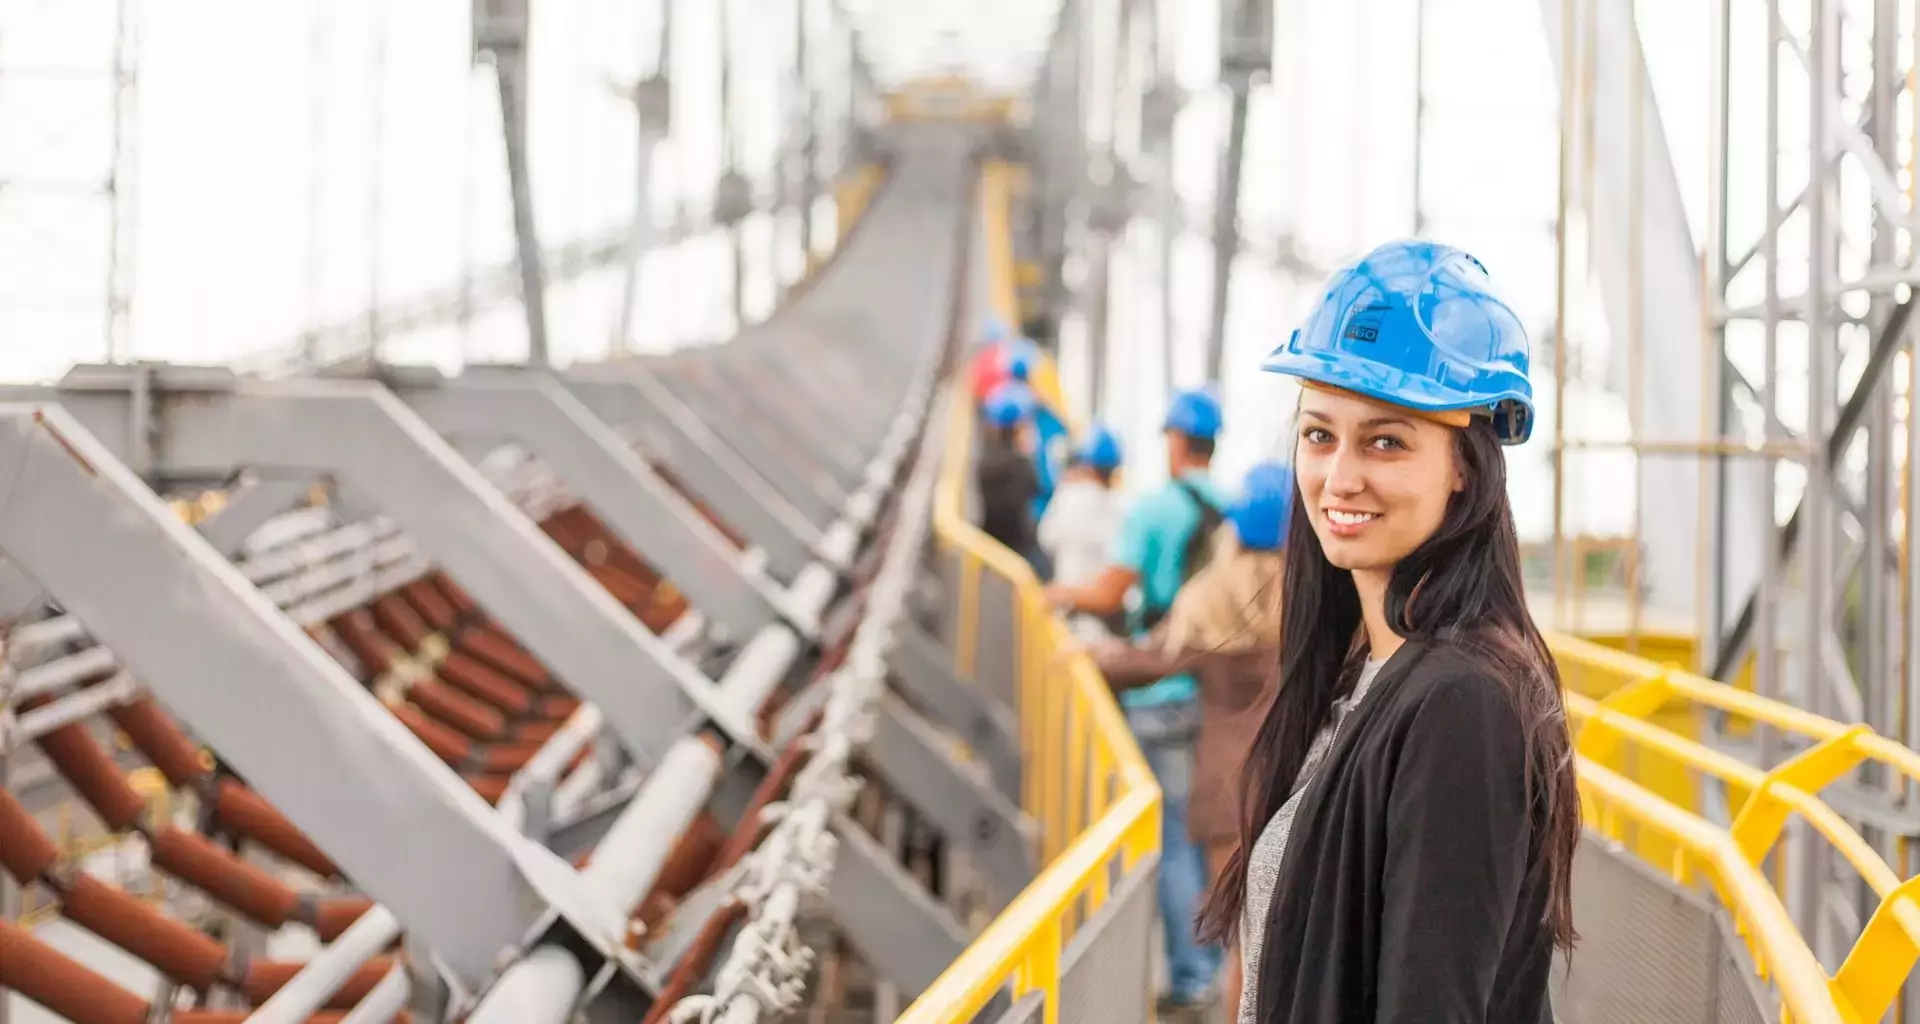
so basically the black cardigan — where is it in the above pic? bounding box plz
[1248,639,1557,1024]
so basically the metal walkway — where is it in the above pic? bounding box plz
[1,114,1917,1024]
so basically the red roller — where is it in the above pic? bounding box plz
[242,957,394,1008]
[391,704,475,764]
[406,678,507,740]
[456,627,551,690]
[432,575,479,617]
[401,579,459,631]
[212,780,339,877]
[148,826,300,926]
[328,610,399,675]
[647,466,750,550]
[508,719,561,744]
[313,897,374,940]
[31,713,147,830]
[0,786,60,881]
[61,873,228,990]
[535,694,579,720]
[435,652,537,716]
[100,697,337,877]
[0,919,151,1024]
[369,594,432,650]
[467,774,511,804]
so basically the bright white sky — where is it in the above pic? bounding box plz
[0,0,1849,544]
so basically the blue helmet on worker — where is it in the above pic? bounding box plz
[982,381,1036,430]
[1162,387,1224,441]
[1261,239,1535,444]
[1075,423,1125,471]
[1001,336,1041,382]
[1229,461,1295,552]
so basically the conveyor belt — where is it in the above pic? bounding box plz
[0,122,991,1024]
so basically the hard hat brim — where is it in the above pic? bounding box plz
[1261,348,1535,444]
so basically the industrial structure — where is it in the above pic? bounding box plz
[4,1,1920,1022]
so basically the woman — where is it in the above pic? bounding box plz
[1195,239,1579,1024]
[1090,460,1293,1024]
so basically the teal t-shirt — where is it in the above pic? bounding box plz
[1109,470,1227,708]
[1030,405,1069,520]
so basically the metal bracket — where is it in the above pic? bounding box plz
[26,369,761,765]
[0,403,649,996]
[867,696,1036,904]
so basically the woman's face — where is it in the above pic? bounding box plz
[1293,387,1464,573]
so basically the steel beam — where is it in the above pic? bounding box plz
[196,476,324,558]
[32,371,757,764]
[384,367,809,642]
[0,403,639,992]
[868,696,1036,902]
[563,372,827,581]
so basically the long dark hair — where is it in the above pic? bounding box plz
[1193,418,1579,951]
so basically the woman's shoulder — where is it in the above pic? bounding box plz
[1383,640,1530,731]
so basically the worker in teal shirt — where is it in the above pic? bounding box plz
[1045,386,1227,1017]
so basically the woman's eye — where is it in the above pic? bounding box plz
[1302,427,1332,445]
[1369,435,1406,452]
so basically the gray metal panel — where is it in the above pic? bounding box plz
[196,476,321,558]
[868,696,1036,904]
[645,363,845,525]
[826,812,970,1000]
[975,571,1020,712]
[888,623,1022,801]
[563,375,823,580]
[0,404,624,991]
[1058,850,1159,1024]
[1550,835,1774,1024]
[398,374,789,643]
[976,991,1043,1024]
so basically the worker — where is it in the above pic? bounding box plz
[968,315,1015,405]
[1045,386,1228,1019]
[1036,422,1127,642]
[1001,337,1070,524]
[973,380,1042,565]
[1086,459,1293,1024]
[1193,239,1574,1024]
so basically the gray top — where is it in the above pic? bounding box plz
[1236,657,1387,1024]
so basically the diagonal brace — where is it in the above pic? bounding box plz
[565,373,831,581]
[393,370,812,642]
[44,375,756,764]
[0,403,636,991]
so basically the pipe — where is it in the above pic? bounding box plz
[462,929,588,1024]
[580,733,726,908]
[469,734,726,1024]
[714,626,803,725]
[245,905,401,1024]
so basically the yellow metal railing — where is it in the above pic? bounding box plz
[896,165,1161,1024]
[1555,633,1920,1021]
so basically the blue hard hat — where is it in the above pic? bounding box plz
[982,381,1036,429]
[1076,423,1124,470]
[1163,388,1223,440]
[1001,337,1040,381]
[1261,239,1535,444]
[1229,461,1295,552]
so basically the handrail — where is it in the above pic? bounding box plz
[899,162,1161,1024]
[1573,758,1850,1024]
[1553,632,1920,1020]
